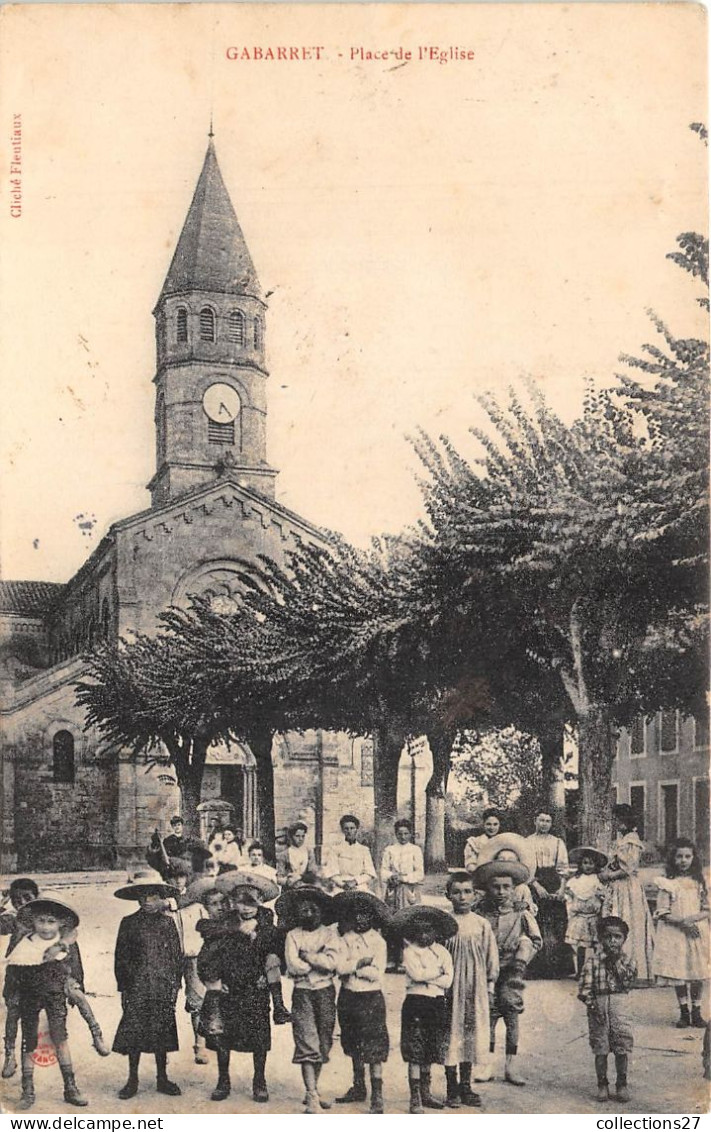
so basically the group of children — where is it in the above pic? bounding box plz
[0,827,708,1113]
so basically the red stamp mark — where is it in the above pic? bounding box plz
[31,1024,57,1068]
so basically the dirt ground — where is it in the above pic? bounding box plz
[1,875,708,1116]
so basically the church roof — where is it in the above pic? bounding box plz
[0,581,64,616]
[158,139,263,304]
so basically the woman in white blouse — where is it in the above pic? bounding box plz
[526,811,573,977]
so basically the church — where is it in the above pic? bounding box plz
[0,137,393,873]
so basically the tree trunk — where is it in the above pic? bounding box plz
[539,725,566,836]
[249,727,276,857]
[577,705,614,849]
[372,722,404,868]
[424,731,452,871]
[180,770,203,839]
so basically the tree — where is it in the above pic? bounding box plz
[448,727,543,830]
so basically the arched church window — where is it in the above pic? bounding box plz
[227,310,245,345]
[101,597,111,639]
[176,307,188,343]
[199,307,216,342]
[53,730,75,784]
[253,317,262,350]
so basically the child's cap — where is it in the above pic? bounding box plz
[569,846,608,870]
[16,894,79,931]
[598,915,629,939]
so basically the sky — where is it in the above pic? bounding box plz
[0,2,707,583]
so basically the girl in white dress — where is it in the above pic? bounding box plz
[652,838,709,1029]
[564,847,607,977]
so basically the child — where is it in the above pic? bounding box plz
[601,804,654,981]
[2,878,109,1079]
[112,868,183,1099]
[279,884,340,1113]
[166,864,210,1064]
[332,890,390,1113]
[198,870,286,1103]
[6,894,87,1110]
[565,847,608,977]
[473,860,541,1087]
[443,871,499,1105]
[1,878,39,1079]
[652,837,709,1028]
[391,904,456,1113]
[578,915,637,1102]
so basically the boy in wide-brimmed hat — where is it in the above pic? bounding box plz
[473,859,542,1087]
[7,894,88,1110]
[392,905,456,1113]
[112,868,183,1100]
[332,890,391,1113]
[197,871,288,1104]
[278,885,340,1112]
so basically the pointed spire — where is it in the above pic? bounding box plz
[159,141,262,303]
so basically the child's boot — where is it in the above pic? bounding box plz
[18,1065,35,1111]
[211,1073,231,1102]
[2,1045,17,1078]
[409,1081,424,1114]
[445,1066,461,1108]
[194,1036,208,1065]
[504,1053,526,1086]
[615,1054,629,1103]
[691,1005,707,1029]
[156,1055,181,1098]
[252,1053,269,1103]
[269,981,292,1025]
[370,1077,384,1114]
[420,1068,444,1110]
[336,1061,367,1104]
[62,1070,89,1108]
[89,1023,111,1058]
[459,1062,482,1106]
[676,1004,691,1028]
[595,1056,609,1102]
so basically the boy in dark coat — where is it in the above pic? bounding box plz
[112,868,183,1100]
[197,871,285,1103]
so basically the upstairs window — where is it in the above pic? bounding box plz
[660,709,679,753]
[227,310,245,345]
[176,307,188,343]
[199,307,216,342]
[53,730,75,784]
[630,716,646,757]
[694,711,710,750]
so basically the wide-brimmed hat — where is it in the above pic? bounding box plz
[332,890,392,929]
[184,876,223,906]
[275,885,335,927]
[472,860,530,889]
[568,846,608,870]
[390,904,458,942]
[16,894,79,931]
[114,868,180,901]
[215,870,279,904]
[476,832,537,877]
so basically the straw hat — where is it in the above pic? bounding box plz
[215,869,279,903]
[472,859,530,889]
[275,885,335,927]
[389,904,458,942]
[332,890,392,928]
[568,846,608,870]
[475,832,537,877]
[16,894,79,931]
[114,868,180,901]
[183,876,223,906]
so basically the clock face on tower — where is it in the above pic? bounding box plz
[202,382,241,423]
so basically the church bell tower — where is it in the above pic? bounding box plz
[148,136,277,507]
